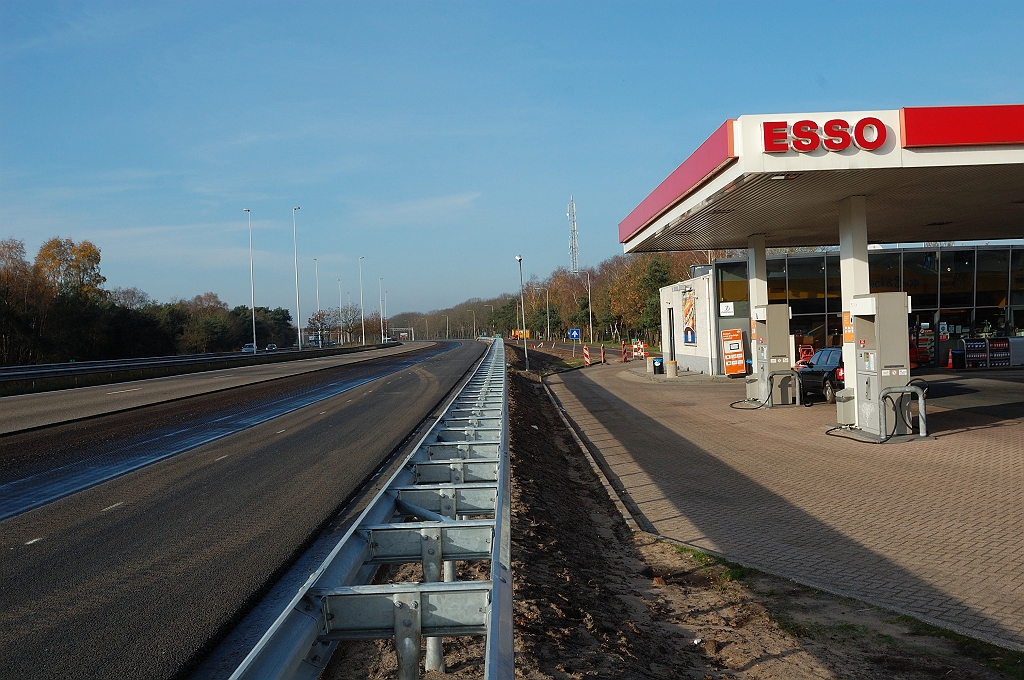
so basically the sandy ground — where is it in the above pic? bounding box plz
[321,346,1020,679]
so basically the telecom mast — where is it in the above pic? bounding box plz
[567,195,579,274]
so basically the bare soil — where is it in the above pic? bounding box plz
[321,345,1021,679]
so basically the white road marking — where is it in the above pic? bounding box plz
[101,501,124,512]
[106,387,142,395]
[25,538,43,545]
[215,455,229,461]
[276,429,286,434]
[319,411,326,415]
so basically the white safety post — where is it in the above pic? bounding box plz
[839,196,870,427]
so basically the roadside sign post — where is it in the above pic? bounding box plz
[569,328,581,358]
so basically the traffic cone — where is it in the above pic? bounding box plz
[946,348,954,369]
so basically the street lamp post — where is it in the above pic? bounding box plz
[471,309,476,338]
[337,278,343,345]
[533,287,549,341]
[384,290,388,340]
[444,314,449,339]
[358,256,365,345]
[378,277,384,343]
[243,208,257,353]
[292,206,302,350]
[516,255,529,370]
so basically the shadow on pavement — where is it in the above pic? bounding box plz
[551,368,1024,652]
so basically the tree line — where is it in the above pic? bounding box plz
[389,250,739,345]
[2,233,736,365]
[0,237,297,366]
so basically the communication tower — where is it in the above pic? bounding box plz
[567,195,579,274]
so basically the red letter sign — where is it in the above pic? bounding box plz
[791,120,820,152]
[763,121,789,152]
[854,117,887,150]
[822,119,852,151]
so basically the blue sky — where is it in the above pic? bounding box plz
[2,2,1022,319]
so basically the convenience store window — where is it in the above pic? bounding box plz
[825,255,841,312]
[767,258,787,303]
[940,250,975,308]
[903,251,938,309]
[715,261,749,318]
[790,314,827,351]
[787,256,826,315]
[868,251,902,293]
[1011,249,1024,307]
[975,249,1010,307]
[975,307,1009,338]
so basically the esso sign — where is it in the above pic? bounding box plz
[763,117,887,153]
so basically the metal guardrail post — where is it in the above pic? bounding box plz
[229,338,512,680]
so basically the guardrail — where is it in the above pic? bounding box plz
[0,343,400,397]
[229,338,512,680]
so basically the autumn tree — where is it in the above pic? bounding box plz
[34,237,106,299]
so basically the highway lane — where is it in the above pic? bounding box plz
[0,344,454,520]
[0,341,435,435]
[0,340,485,680]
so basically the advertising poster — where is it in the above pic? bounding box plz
[721,329,746,376]
[682,290,697,345]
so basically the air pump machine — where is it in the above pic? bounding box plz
[850,292,916,438]
[745,303,795,406]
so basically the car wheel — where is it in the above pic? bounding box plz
[824,379,836,404]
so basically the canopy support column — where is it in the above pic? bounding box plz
[839,196,870,426]
[747,234,768,374]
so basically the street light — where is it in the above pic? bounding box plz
[444,314,449,339]
[337,278,343,345]
[516,255,529,370]
[384,290,388,340]
[243,208,257,353]
[378,277,384,343]
[358,256,365,345]
[532,287,549,341]
[313,257,321,346]
[471,309,476,338]
[292,206,302,350]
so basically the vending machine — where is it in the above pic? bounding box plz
[752,304,795,406]
[851,292,911,438]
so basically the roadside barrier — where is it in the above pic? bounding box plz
[230,338,512,680]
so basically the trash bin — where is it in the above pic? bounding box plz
[951,349,966,369]
[835,388,856,426]
[652,358,664,374]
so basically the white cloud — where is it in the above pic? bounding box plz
[354,192,482,227]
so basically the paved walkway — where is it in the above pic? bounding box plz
[545,363,1024,651]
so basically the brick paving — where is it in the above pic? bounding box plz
[545,363,1024,651]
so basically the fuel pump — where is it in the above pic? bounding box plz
[752,304,795,406]
[851,292,912,438]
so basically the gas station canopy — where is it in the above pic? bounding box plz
[619,105,1024,252]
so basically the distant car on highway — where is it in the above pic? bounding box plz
[797,347,845,403]
[265,343,278,351]
[241,343,257,353]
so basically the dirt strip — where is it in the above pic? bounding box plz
[322,346,1021,679]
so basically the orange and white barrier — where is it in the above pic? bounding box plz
[583,345,590,366]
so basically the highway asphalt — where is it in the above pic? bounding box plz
[0,340,485,680]
[0,341,435,435]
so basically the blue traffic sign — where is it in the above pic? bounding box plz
[568,328,581,340]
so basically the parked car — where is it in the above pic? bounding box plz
[797,347,845,403]
[241,343,257,353]
[265,343,277,351]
